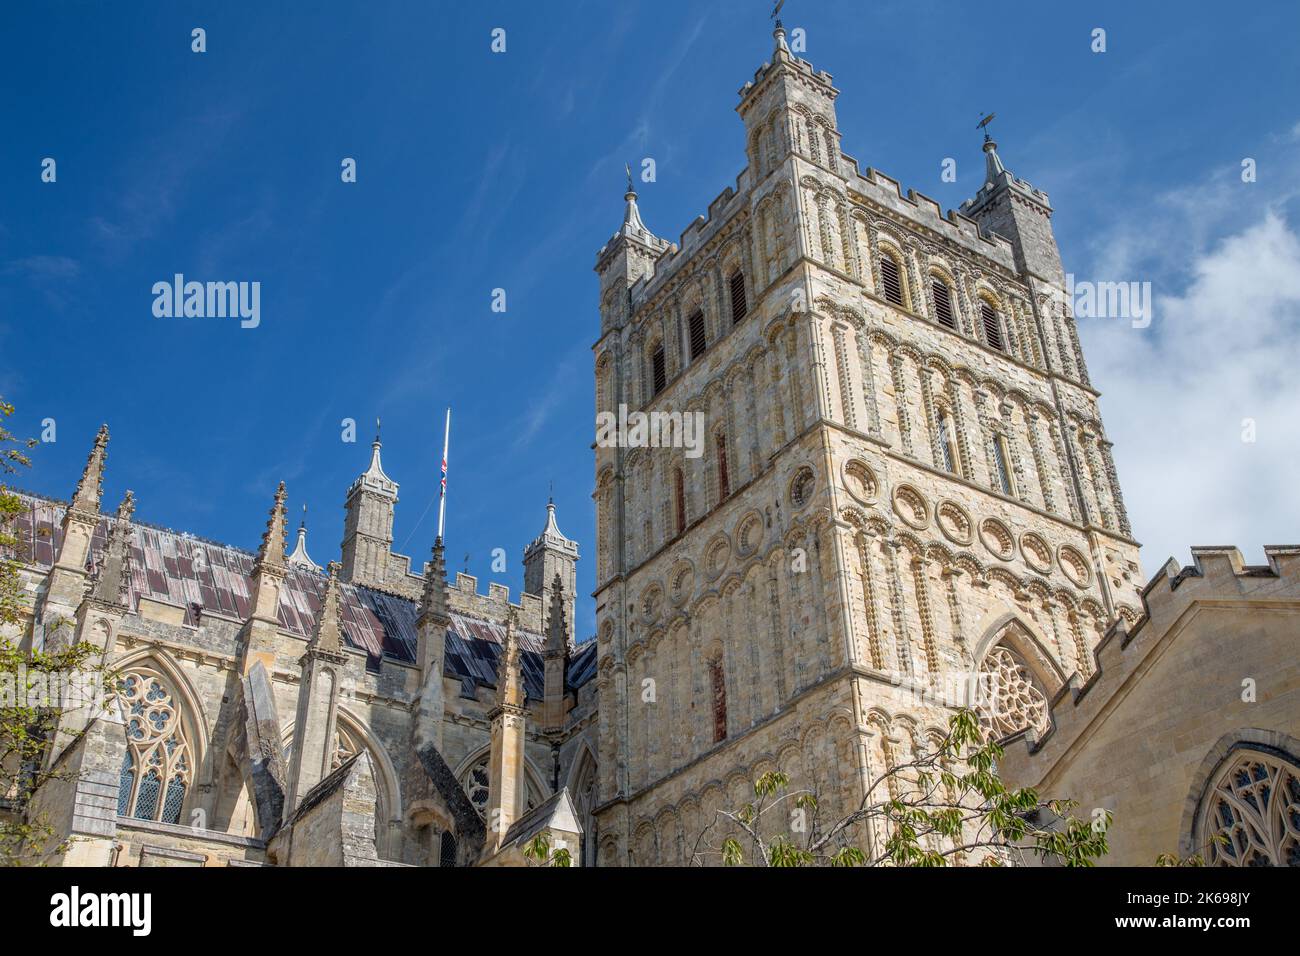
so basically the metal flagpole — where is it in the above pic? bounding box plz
[437,407,450,540]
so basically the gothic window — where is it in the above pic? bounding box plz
[729,271,748,325]
[975,646,1050,741]
[460,754,542,819]
[115,667,193,825]
[716,431,731,502]
[651,342,667,396]
[439,830,458,868]
[1198,749,1300,867]
[688,309,708,361]
[981,301,1005,352]
[674,468,687,536]
[790,466,816,508]
[708,657,727,743]
[878,252,905,307]
[938,412,958,475]
[931,278,956,330]
[993,434,1016,496]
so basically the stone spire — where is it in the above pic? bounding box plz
[340,427,398,590]
[412,536,450,750]
[91,490,136,606]
[308,561,346,656]
[287,503,321,572]
[983,136,1008,185]
[46,425,113,617]
[254,481,289,573]
[618,177,655,245]
[70,424,109,514]
[243,483,290,672]
[286,561,349,813]
[523,499,579,648]
[496,608,524,710]
[484,607,528,854]
[542,572,569,731]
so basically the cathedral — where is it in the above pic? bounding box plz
[4,22,1298,868]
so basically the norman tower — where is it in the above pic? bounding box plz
[340,427,399,590]
[590,22,1142,865]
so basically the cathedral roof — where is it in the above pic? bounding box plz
[10,492,596,694]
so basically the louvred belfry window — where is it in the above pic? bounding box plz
[674,468,686,535]
[879,254,904,307]
[932,280,956,329]
[708,657,727,743]
[688,310,708,360]
[717,432,731,501]
[729,271,748,325]
[651,344,666,396]
[981,302,1004,352]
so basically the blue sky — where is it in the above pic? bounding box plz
[3,1,1298,638]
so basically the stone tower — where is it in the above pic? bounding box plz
[340,428,398,590]
[522,499,579,646]
[590,22,1142,866]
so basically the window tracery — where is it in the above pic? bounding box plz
[115,667,193,825]
[1199,750,1300,867]
[975,646,1049,741]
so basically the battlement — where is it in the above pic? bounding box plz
[448,572,545,633]
[846,162,1019,271]
[736,52,837,115]
[1006,544,1300,771]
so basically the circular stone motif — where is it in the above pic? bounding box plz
[734,511,764,557]
[704,535,731,581]
[790,467,816,509]
[842,459,879,505]
[891,484,930,530]
[1020,532,1053,574]
[935,500,973,546]
[668,561,695,606]
[639,584,664,623]
[978,517,1015,561]
[1058,545,1092,588]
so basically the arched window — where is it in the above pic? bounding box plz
[673,468,687,536]
[708,656,727,743]
[981,300,1005,352]
[459,753,543,819]
[115,666,193,825]
[937,412,958,475]
[878,251,905,307]
[1197,749,1300,866]
[975,646,1050,741]
[650,342,667,397]
[716,431,731,502]
[728,270,748,325]
[993,434,1015,496]
[688,309,708,361]
[439,830,458,868]
[931,277,957,330]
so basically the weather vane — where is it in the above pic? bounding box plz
[771,0,785,25]
[375,416,382,442]
[976,112,996,142]
[625,162,633,193]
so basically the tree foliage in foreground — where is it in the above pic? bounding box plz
[691,708,1111,867]
[0,399,101,865]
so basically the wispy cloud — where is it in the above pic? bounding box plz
[1078,148,1300,573]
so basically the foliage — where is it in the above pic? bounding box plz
[692,708,1111,867]
[0,399,101,865]
[522,831,573,868]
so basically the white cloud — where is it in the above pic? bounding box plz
[1083,210,1300,575]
